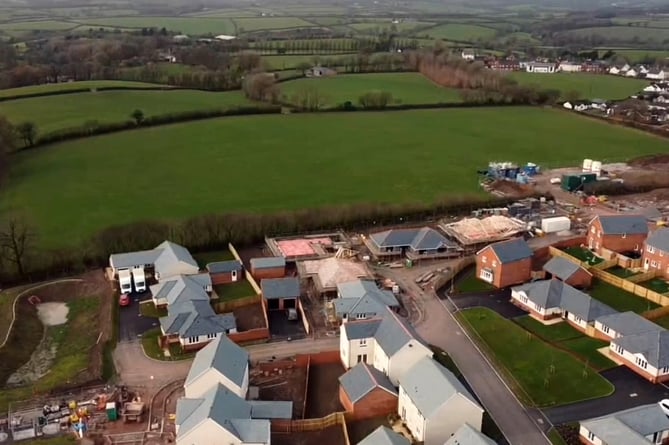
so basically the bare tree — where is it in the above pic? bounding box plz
[0,216,36,276]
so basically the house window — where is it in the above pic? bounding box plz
[188,336,199,344]
[356,313,366,320]
[356,354,367,363]
[207,333,217,339]
[648,245,656,254]
[662,367,669,374]
[492,260,498,267]
[480,269,493,283]
[652,260,658,268]
[573,315,582,324]
[359,339,367,346]
[615,344,623,354]
[621,233,627,239]
[635,357,648,369]
[602,326,610,334]
[591,226,595,233]
[587,431,595,441]
[597,231,601,238]
[482,256,487,264]
[520,295,528,304]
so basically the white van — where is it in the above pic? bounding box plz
[118,269,133,294]
[132,267,146,293]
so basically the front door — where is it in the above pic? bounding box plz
[231,270,238,282]
[644,258,650,270]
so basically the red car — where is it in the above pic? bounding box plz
[119,294,130,307]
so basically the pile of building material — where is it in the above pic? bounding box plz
[440,215,527,247]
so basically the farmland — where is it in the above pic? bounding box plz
[2,107,667,248]
[0,80,163,99]
[261,54,351,70]
[563,26,669,44]
[0,90,252,133]
[508,73,648,100]
[77,16,236,35]
[418,23,497,41]
[280,73,461,107]
[233,17,314,32]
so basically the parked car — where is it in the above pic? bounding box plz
[119,294,130,307]
[660,399,669,416]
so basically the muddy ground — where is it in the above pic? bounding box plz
[271,425,348,445]
[251,365,307,419]
[233,302,266,331]
[304,363,345,419]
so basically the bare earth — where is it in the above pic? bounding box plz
[36,302,69,326]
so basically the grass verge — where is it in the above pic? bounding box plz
[563,247,603,265]
[140,328,195,361]
[455,273,495,294]
[458,308,614,407]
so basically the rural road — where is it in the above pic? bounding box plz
[386,268,552,445]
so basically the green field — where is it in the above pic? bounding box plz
[349,20,434,33]
[601,48,669,63]
[79,17,236,35]
[459,308,613,406]
[508,72,647,100]
[419,23,497,41]
[233,17,314,32]
[0,80,163,99]
[0,19,78,31]
[280,73,462,107]
[262,54,351,70]
[565,26,669,43]
[0,90,251,133]
[3,107,668,248]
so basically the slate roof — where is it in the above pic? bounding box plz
[339,362,397,403]
[206,260,243,274]
[596,215,649,235]
[185,335,249,389]
[250,257,286,270]
[150,273,212,306]
[343,319,382,340]
[110,248,161,269]
[369,227,456,251]
[486,238,533,264]
[399,357,481,419]
[560,287,616,322]
[444,423,496,445]
[612,330,669,369]
[374,307,426,356]
[153,241,199,277]
[261,277,300,300]
[647,228,669,253]
[160,300,236,338]
[581,404,669,445]
[596,311,663,337]
[512,279,572,309]
[358,426,410,445]
[335,280,399,317]
[543,257,590,281]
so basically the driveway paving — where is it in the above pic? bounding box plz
[118,293,159,342]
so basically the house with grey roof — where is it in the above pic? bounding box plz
[358,426,410,445]
[184,335,249,399]
[160,299,237,352]
[579,403,669,445]
[542,256,592,288]
[595,311,663,341]
[398,357,484,445]
[334,280,399,322]
[249,257,285,280]
[642,228,669,279]
[150,273,213,308]
[339,307,432,386]
[476,237,533,288]
[261,277,300,311]
[587,214,648,258]
[445,423,496,445]
[364,227,460,260]
[610,330,669,383]
[338,362,397,420]
[207,260,244,285]
[560,285,616,331]
[176,383,292,445]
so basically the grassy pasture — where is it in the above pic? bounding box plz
[508,72,647,99]
[600,48,669,63]
[0,90,251,133]
[79,16,236,35]
[0,19,77,31]
[262,54,351,70]
[418,23,497,41]
[280,73,462,107]
[233,17,315,32]
[349,20,435,33]
[2,107,668,248]
[564,26,669,43]
[0,80,162,99]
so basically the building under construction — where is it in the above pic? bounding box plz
[439,215,528,252]
[265,232,349,263]
[297,255,372,298]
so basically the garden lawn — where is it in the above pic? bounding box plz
[563,247,602,265]
[214,280,256,302]
[141,328,195,361]
[458,308,613,406]
[606,266,640,278]
[588,279,659,313]
[139,302,167,318]
[639,278,669,294]
[420,23,497,41]
[0,80,162,99]
[193,250,236,268]
[0,90,252,134]
[508,72,647,100]
[4,107,669,248]
[455,272,494,293]
[281,73,462,107]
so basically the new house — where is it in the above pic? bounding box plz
[297,257,373,297]
[559,284,616,332]
[358,426,410,445]
[647,69,667,81]
[580,403,669,445]
[184,335,249,399]
[334,280,399,321]
[642,228,669,278]
[176,383,292,445]
[364,227,460,260]
[160,299,237,351]
[398,357,484,445]
[207,260,243,285]
[542,256,593,288]
[594,311,663,341]
[586,215,649,257]
[150,273,213,308]
[559,61,582,72]
[444,423,496,445]
[340,307,433,386]
[261,277,300,311]
[339,362,398,420]
[610,330,669,383]
[476,238,533,288]
[525,61,556,73]
[249,257,286,279]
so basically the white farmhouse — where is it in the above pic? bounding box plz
[339,307,432,386]
[398,357,484,445]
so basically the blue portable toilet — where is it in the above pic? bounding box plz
[524,163,538,176]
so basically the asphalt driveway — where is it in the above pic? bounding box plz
[119,293,159,342]
[544,366,669,424]
[445,288,527,319]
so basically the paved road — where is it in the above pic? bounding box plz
[544,366,669,424]
[447,289,527,319]
[385,269,552,445]
[119,297,159,342]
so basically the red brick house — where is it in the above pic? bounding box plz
[250,257,286,280]
[206,260,243,285]
[586,215,648,257]
[542,256,592,288]
[642,228,669,279]
[338,362,398,420]
[476,238,533,288]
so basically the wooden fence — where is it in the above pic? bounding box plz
[271,412,349,438]
[433,256,475,291]
[642,305,669,321]
[229,242,262,294]
[627,270,658,284]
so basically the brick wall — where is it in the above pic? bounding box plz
[642,245,669,279]
[339,386,398,421]
[565,269,593,289]
[251,267,286,280]
[229,328,270,344]
[211,272,235,285]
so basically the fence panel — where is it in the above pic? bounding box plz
[642,305,669,320]
[627,270,657,283]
